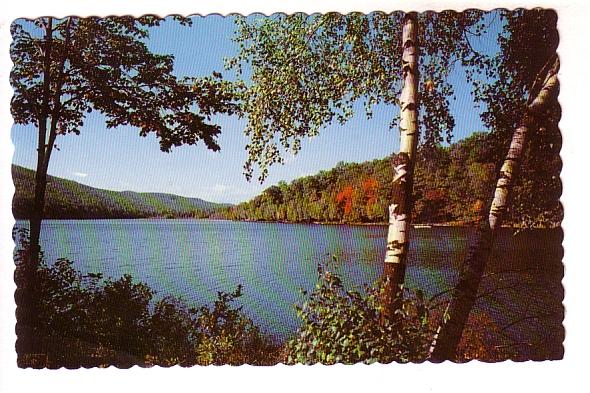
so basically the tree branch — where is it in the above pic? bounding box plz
[462,30,483,59]
[37,17,53,172]
[499,313,561,333]
[43,17,73,173]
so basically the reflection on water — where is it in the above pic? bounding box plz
[14,219,563,360]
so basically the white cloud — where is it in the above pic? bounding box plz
[73,172,88,178]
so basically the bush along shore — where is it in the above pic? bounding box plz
[14,228,514,368]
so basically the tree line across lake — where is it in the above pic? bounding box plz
[228,131,561,228]
[12,131,561,228]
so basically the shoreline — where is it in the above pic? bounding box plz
[13,216,561,229]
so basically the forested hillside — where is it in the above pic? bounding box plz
[224,133,561,227]
[12,166,230,219]
[13,132,560,226]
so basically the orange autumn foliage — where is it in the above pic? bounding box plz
[471,199,485,215]
[361,177,379,206]
[336,185,354,216]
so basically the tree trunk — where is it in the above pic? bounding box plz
[29,17,54,262]
[381,13,420,317]
[28,16,71,263]
[430,56,559,361]
[17,18,54,359]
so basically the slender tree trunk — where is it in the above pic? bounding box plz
[28,17,71,260]
[17,18,54,359]
[430,56,559,361]
[381,13,420,317]
[29,18,54,263]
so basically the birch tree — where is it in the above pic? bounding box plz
[431,9,560,361]
[228,11,485,313]
[381,13,418,314]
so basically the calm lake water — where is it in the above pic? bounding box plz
[15,219,564,360]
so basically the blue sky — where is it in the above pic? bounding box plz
[11,13,498,204]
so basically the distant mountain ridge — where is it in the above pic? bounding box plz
[12,165,231,219]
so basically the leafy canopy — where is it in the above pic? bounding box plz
[228,11,486,181]
[470,9,561,227]
[11,16,237,152]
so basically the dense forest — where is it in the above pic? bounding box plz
[12,165,230,219]
[224,132,561,227]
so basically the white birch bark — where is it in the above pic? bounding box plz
[384,163,409,264]
[382,13,420,315]
[431,56,560,361]
[489,59,559,230]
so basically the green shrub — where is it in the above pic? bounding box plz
[146,286,280,366]
[191,286,280,365]
[14,228,279,367]
[285,264,433,364]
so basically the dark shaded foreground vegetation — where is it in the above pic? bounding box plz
[15,228,518,368]
[14,229,279,368]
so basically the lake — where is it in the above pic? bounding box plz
[14,219,564,360]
